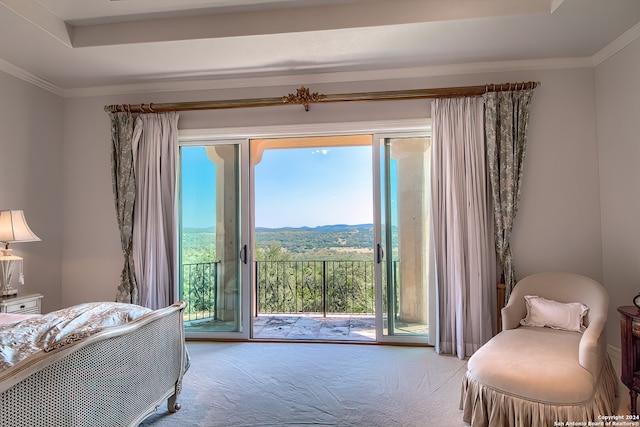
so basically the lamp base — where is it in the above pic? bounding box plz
[0,255,22,298]
[1,287,17,297]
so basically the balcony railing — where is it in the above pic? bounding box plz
[182,261,218,321]
[256,260,378,316]
[181,260,397,321]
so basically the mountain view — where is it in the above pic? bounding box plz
[255,224,375,256]
[181,224,399,264]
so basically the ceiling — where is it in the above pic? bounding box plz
[1,0,640,96]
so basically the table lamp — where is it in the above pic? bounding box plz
[0,210,41,296]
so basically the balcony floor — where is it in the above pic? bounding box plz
[254,315,376,341]
[186,314,428,342]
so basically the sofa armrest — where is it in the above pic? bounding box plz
[579,314,606,377]
[501,299,526,331]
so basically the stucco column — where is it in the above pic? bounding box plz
[389,138,430,324]
[206,146,238,322]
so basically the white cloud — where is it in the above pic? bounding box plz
[312,149,330,155]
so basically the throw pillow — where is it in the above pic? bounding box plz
[520,295,588,332]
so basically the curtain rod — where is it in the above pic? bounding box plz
[104,81,539,114]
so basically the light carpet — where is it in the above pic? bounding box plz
[140,341,469,427]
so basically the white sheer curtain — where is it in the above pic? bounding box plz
[431,97,496,359]
[131,112,179,310]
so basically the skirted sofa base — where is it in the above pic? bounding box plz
[460,327,618,427]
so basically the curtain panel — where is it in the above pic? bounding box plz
[132,112,180,310]
[431,97,497,359]
[109,112,138,304]
[484,89,534,301]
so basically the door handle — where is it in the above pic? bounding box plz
[240,245,247,264]
[376,243,384,264]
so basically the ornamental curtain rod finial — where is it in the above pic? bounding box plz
[282,86,327,112]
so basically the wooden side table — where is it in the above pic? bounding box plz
[619,306,640,416]
[0,293,43,314]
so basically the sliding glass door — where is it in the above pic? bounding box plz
[179,140,250,339]
[373,134,433,344]
[177,123,432,344]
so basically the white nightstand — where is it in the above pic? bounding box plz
[0,293,43,314]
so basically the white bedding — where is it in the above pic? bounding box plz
[0,302,151,372]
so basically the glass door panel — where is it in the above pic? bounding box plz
[179,141,249,338]
[250,136,375,341]
[374,135,432,343]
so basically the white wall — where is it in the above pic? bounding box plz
[507,70,601,281]
[0,71,64,312]
[596,38,640,349]
[60,67,604,315]
[3,52,635,347]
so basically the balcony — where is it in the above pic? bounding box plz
[181,260,402,340]
[255,260,381,316]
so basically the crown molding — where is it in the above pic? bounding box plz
[0,53,616,100]
[62,57,592,99]
[0,58,63,96]
[592,20,640,66]
[0,0,71,47]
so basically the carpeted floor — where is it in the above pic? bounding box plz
[140,342,628,427]
[140,341,469,427]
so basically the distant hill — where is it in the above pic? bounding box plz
[255,224,373,232]
[254,224,380,254]
[183,226,215,233]
[183,224,396,258]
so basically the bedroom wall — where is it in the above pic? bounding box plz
[0,71,64,312]
[595,37,640,349]
[61,67,603,329]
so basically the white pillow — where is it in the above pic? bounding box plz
[520,295,589,333]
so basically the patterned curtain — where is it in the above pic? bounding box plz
[109,112,138,304]
[484,89,534,301]
[431,97,497,358]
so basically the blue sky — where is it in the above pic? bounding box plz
[255,146,373,228]
[181,147,217,229]
[181,145,374,229]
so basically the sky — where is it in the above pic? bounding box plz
[181,145,374,229]
[181,146,217,229]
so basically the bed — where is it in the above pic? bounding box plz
[0,300,189,427]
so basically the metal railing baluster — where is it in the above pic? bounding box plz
[181,259,400,322]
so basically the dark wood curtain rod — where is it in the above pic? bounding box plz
[104,81,539,114]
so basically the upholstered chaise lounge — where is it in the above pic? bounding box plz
[461,272,618,426]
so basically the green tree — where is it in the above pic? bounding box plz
[181,231,217,317]
[255,243,291,261]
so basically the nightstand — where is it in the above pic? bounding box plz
[0,293,43,314]
[619,306,640,416]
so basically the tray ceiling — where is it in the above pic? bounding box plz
[0,0,639,95]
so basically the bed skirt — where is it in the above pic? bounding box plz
[460,355,618,427]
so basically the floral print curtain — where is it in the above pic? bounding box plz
[484,88,534,301]
[109,112,138,304]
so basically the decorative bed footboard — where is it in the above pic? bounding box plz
[0,300,188,427]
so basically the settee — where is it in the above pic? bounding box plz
[461,272,618,426]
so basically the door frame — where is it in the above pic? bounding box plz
[179,119,431,341]
[372,132,434,345]
[178,138,251,340]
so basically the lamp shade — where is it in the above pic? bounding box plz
[0,210,41,243]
